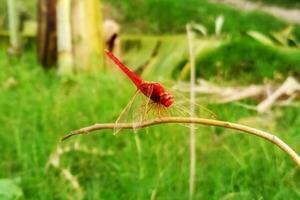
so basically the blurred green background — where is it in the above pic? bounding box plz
[0,0,300,199]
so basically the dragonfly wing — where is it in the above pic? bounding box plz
[132,84,154,132]
[167,83,217,119]
[174,93,217,119]
[114,90,140,134]
[158,89,216,129]
[114,86,155,134]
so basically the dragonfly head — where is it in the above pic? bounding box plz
[160,92,174,107]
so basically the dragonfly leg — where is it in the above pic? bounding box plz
[156,104,163,118]
[146,102,155,114]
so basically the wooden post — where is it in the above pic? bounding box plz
[6,0,21,55]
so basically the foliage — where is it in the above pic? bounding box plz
[247,25,300,47]
[195,37,300,83]
[104,0,300,37]
[121,33,300,83]
[0,178,23,200]
[122,34,226,80]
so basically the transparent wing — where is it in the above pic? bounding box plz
[114,86,155,134]
[114,90,139,134]
[167,82,217,119]
[149,79,216,119]
[158,83,217,129]
[173,93,217,119]
[132,85,154,132]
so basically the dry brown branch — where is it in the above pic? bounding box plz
[62,117,300,168]
[257,77,300,113]
[219,85,266,103]
[175,79,270,102]
[175,77,300,111]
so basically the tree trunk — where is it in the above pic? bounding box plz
[6,0,21,55]
[37,0,57,68]
[71,0,103,72]
[57,0,73,75]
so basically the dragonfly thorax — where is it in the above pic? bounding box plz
[139,82,174,108]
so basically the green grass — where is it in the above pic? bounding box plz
[195,37,300,83]
[0,51,299,199]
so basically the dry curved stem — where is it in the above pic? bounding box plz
[62,117,300,167]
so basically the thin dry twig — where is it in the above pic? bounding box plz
[61,117,300,168]
[186,23,196,200]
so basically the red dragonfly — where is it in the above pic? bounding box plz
[105,50,214,133]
